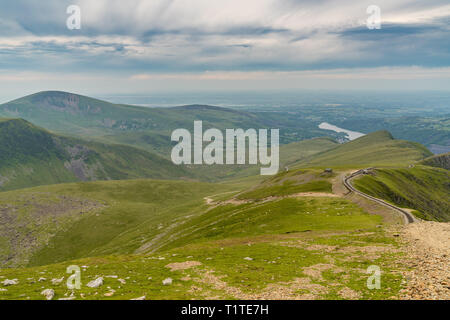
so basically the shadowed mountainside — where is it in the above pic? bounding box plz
[0,118,192,191]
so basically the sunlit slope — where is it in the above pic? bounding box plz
[0,118,192,191]
[0,179,234,267]
[353,167,450,221]
[279,137,338,167]
[0,176,406,300]
[186,137,339,182]
[296,131,432,168]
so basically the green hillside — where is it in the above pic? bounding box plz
[236,168,334,200]
[297,131,432,168]
[0,91,339,156]
[0,179,233,268]
[0,118,192,191]
[0,116,343,189]
[419,152,450,170]
[184,137,339,182]
[279,137,338,167]
[353,167,450,221]
[0,177,406,300]
[0,92,445,300]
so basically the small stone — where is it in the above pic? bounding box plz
[51,277,64,285]
[162,278,173,285]
[104,290,115,297]
[2,279,18,286]
[41,289,55,300]
[118,278,126,285]
[86,277,103,288]
[130,296,146,300]
[244,257,253,261]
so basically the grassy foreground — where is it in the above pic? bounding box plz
[0,172,409,300]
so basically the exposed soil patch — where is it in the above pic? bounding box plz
[205,192,340,208]
[165,261,202,271]
[193,268,329,300]
[338,287,361,300]
[302,263,343,281]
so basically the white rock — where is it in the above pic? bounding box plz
[244,257,253,261]
[162,278,173,285]
[130,296,146,300]
[58,296,76,300]
[0,288,7,292]
[86,277,104,288]
[2,279,18,286]
[118,278,126,285]
[38,277,46,282]
[51,277,64,285]
[41,289,55,300]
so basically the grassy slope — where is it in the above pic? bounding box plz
[185,137,339,182]
[279,137,338,167]
[0,118,438,299]
[0,118,192,191]
[0,179,235,268]
[0,116,340,188]
[236,169,334,200]
[353,167,450,221]
[0,177,405,300]
[419,152,450,170]
[296,131,432,168]
[0,91,339,155]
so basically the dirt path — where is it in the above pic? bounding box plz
[399,221,450,299]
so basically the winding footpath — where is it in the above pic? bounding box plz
[343,169,416,224]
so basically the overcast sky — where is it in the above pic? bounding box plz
[0,0,449,100]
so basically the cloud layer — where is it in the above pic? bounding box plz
[0,0,449,96]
